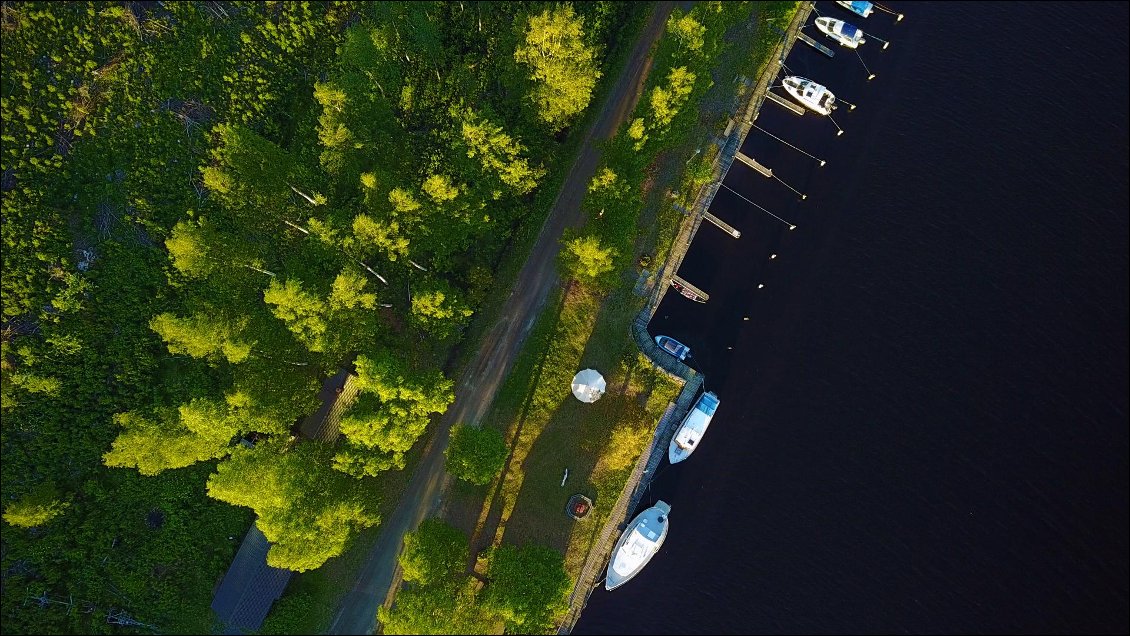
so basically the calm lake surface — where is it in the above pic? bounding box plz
[575,1,1128,633]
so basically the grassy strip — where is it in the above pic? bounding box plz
[470,0,801,599]
[496,284,681,579]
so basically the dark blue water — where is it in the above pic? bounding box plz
[576,2,1128,633]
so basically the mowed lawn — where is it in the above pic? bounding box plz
[475,280,682,580]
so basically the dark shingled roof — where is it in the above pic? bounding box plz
[211,524,293,633]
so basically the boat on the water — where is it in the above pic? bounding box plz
[654,335,691,361]
[836,0,874,18]
[668,391,719,464]
[671,279,707,303]
[604,500,671,591]
[815,16,866,49]
[782,76,837,116]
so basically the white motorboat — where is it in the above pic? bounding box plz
[604,500,671,590]
[815,16,866,49]
[782,76,837,116]
[836,0,874,18]
[668,391,719,464]
[654,335,691,361]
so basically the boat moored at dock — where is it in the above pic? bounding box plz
[668,391,719,464]
[836,0,874,18]
[782,76,837,116]
[815,16,866,49]
[604,501,671,591]
[654,335,691,361]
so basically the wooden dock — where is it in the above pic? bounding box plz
[767,91,805,115]
[797,31,835,57]
[704,211,740,238]
[670,275,709,303]
[735,151,773,177]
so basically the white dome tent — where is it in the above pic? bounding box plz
[570,369,606,403]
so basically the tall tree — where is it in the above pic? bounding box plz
[482,543,571,631]
[165,216,275,281]
[514,5,602,131]
[333,352,455,475]
[201,123,297,217]
[150,311,253,363]
[410,278,474,339]
[263,278,329,352]
[445,424,508,486]
[559,234,616,286]
[377,576,494,635]
[206,443,380,572]
[459,109,545,196]
[399,518,470,586]
[103,401,238,476]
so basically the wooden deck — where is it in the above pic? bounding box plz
[704,211,741,238]
[767,90,805,115]
[797,31,835,57]
[735,151,774,177]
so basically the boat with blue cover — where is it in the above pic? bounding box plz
[815,16,866,49]
[669,391,720,464]
[836,0,874,18]
[654,335,691,361]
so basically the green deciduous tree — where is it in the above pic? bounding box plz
[399,518,470,586]
[410,279,473,338]
[2,482,69,528]
[313,80,354,175]
[422,174,460,204]
[482,543,571,631]
[206,443,380,572]
[329,269,378,310]
[514,5,602,131]
[648,65,696,130]
[333,352,455,476]
[460,109,545,196]
[150,312,253,363]
[668,11,706,52]
[560,234,616,285]
[378,576,495,635]
[166,215,275,280]
[10,372,62,396]
[201,123,296,217]
[263,278,329,352]
[352,214,411,262]
[103,402,237,476]
[445,424,508,486]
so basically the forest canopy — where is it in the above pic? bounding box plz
[0,1,629,632]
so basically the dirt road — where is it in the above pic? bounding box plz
[326,5,676,633]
